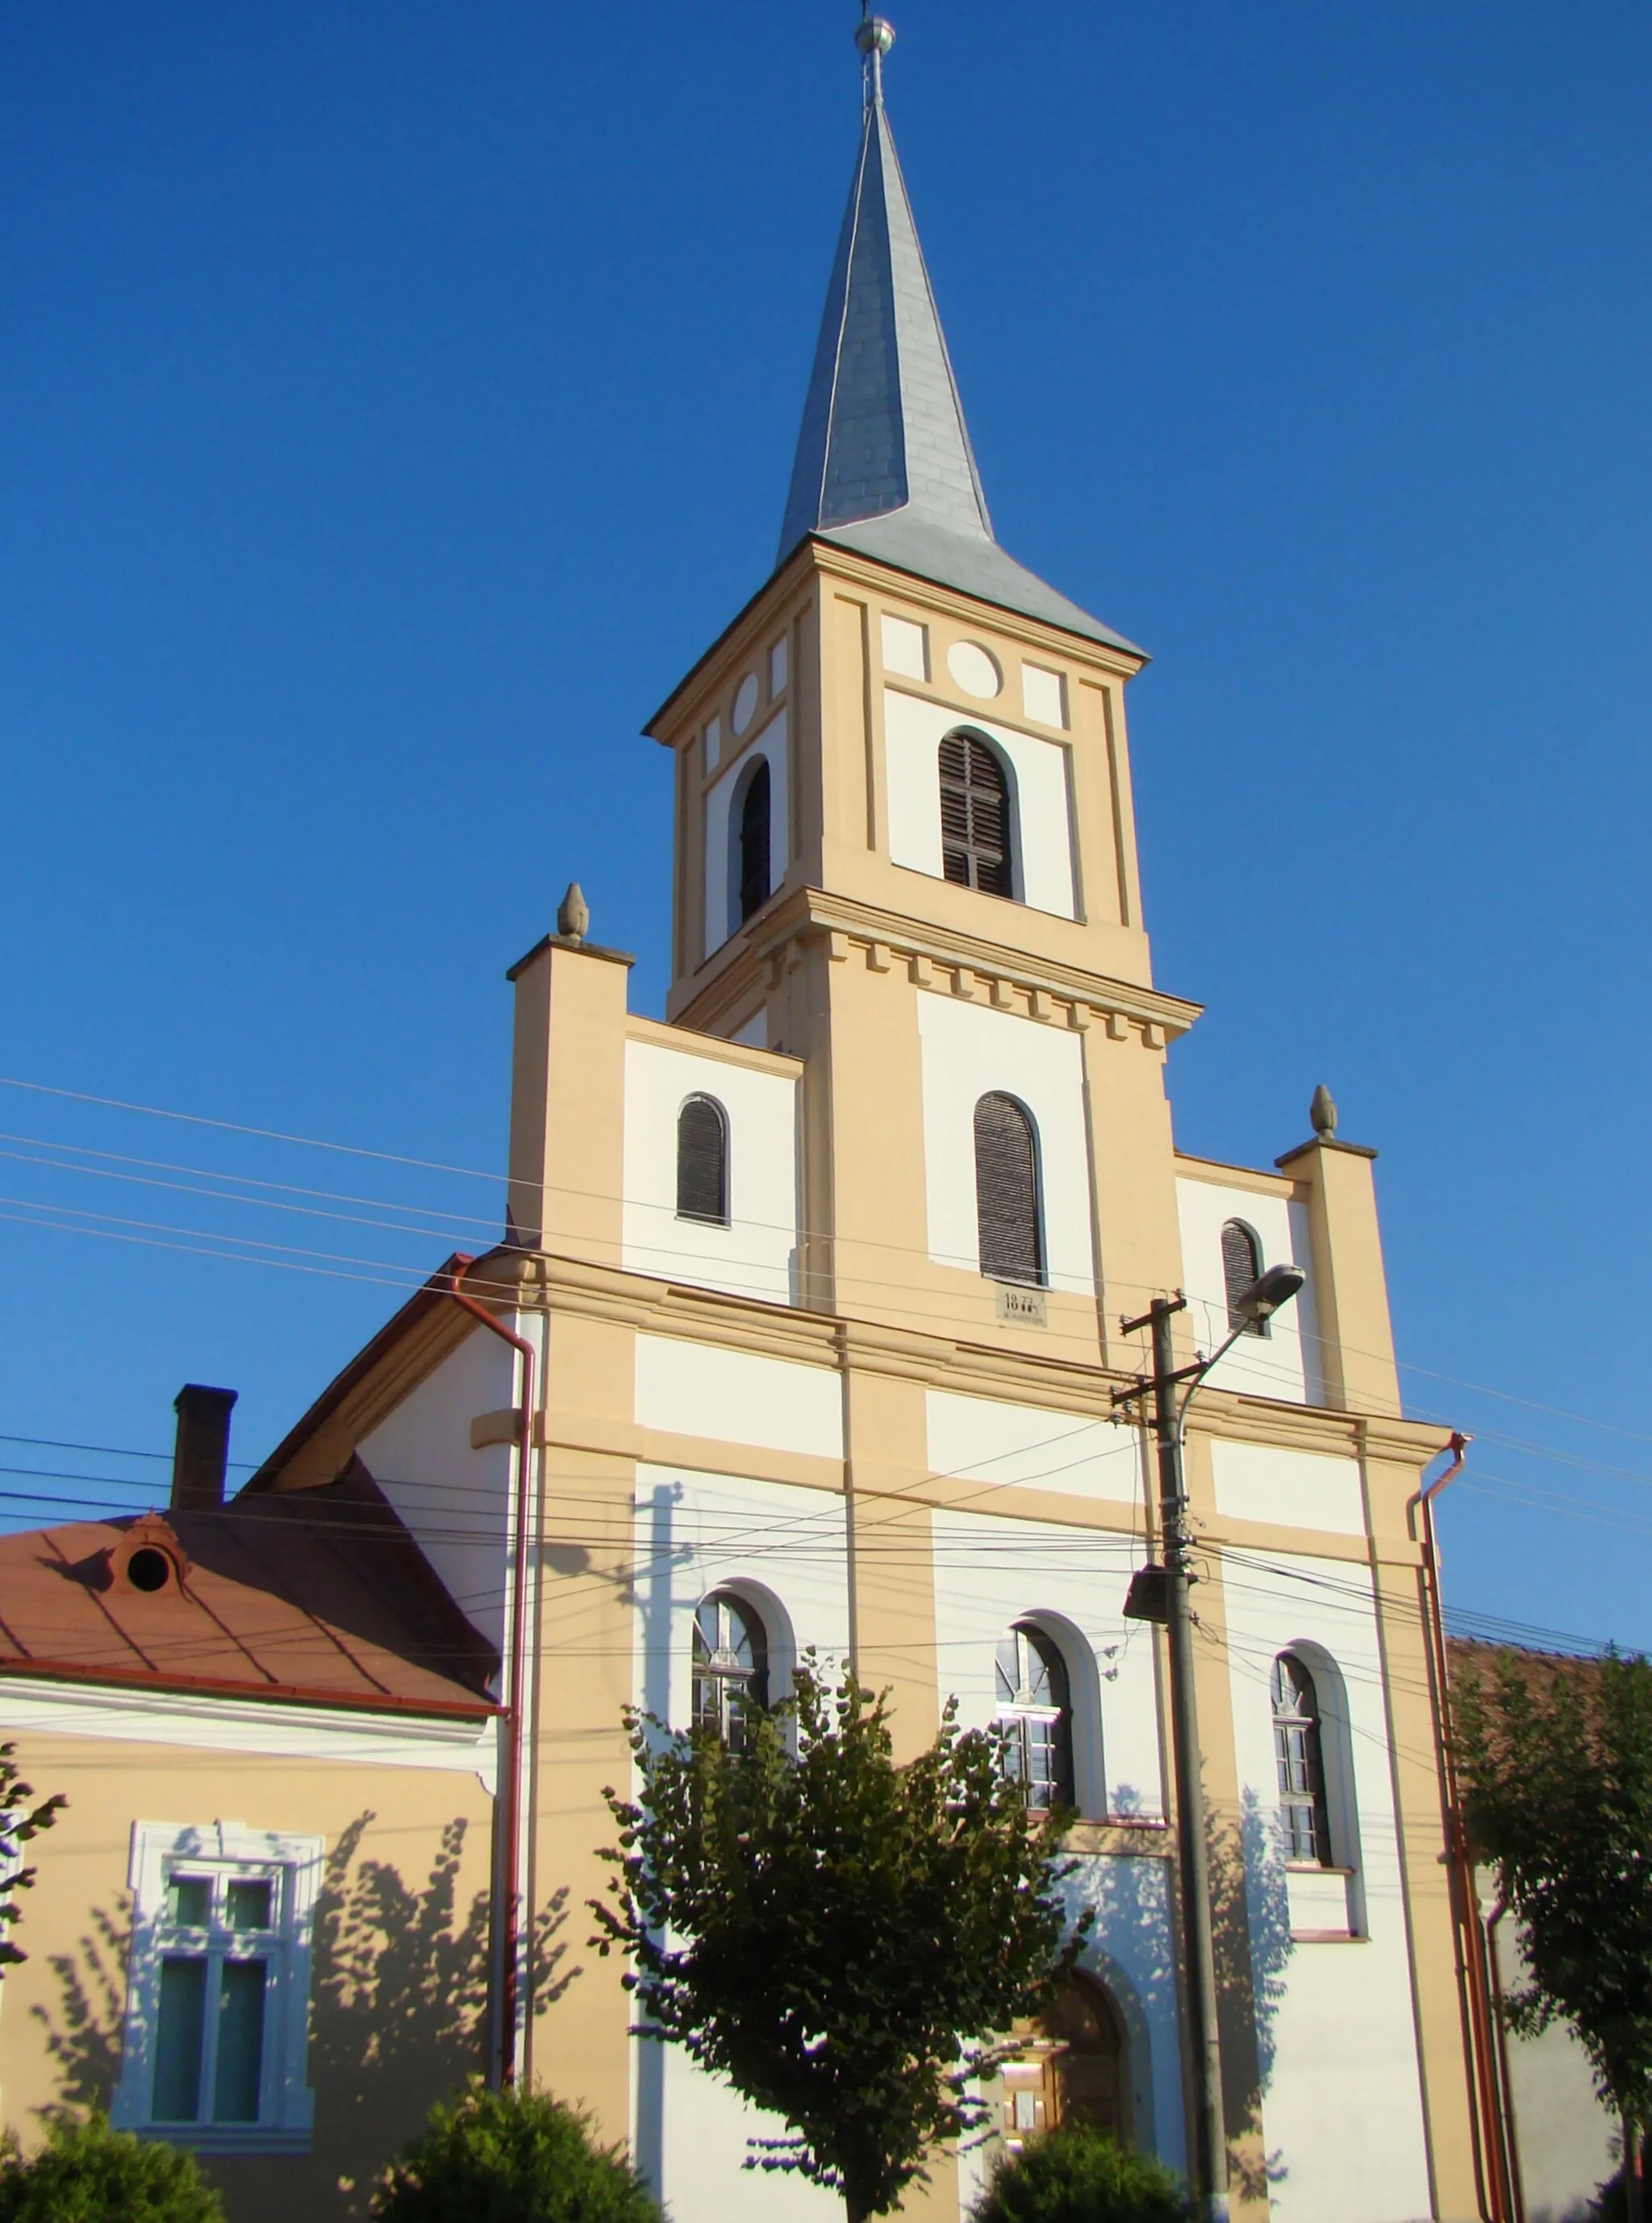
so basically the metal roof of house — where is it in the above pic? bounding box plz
[775,33,1143,659]
[0,1468,499,1717]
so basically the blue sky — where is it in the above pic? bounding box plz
[2,3,1650,1651]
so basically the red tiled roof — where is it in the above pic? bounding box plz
[0,1466,499,1720]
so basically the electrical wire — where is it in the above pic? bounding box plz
[2,1178,1639,1508]
[4,1081,1651,1467]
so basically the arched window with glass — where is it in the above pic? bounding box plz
[995,1623,1074,1812]
[737,758,772,924]
[1221,1219,1266,1336]
[975,1092,1044,1287]
[692,1591,769,1752]
[676,1095,729,1225]
[939,731,1014,897]
[1272,1650,1333,1863]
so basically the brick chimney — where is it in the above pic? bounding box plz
[170,1385,238,1513]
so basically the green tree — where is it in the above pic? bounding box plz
[970,2127,1192,2223]
[0,1742,66,1968]
[592,1659,1088,2223]
[0,2112,223,2223]
[1454,1647,1652,2223]
[370,2083,659,2223]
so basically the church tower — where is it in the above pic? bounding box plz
[647,18,1197,1371]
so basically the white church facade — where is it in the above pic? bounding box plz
[0,24,1486,2223]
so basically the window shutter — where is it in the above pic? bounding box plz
[738,760,771,924]
[939,732,1014,897]
[1221,1219,1265,1335]
[974,1092,1043,1286]
[676,1097,728,1224]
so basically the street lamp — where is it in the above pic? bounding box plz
[1115,1262,1305,2223]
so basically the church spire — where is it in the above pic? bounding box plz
[777,14,993,561]
[776,16,1141,656]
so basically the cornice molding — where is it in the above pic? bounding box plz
[454,1246,1445,1473]
[672,883,1202,1049]
[644,537,1146,744]
[806,541,1149,682]
[624,1012,804,1079]
[1173,1151,1295,1200]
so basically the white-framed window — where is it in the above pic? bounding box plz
[112,1821,323,2154]
[691,1591,770,1753]
[995,1622,1074,1811]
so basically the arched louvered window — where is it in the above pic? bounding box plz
[1221,1219,1266,1336]
[995,1624,1074,1811]
[676,1095,728,1225]
[1272,1651,1332,1864]
[692,1591,769,1752]
[738,758,771,924]
[939,732,1014,898]
[975,1092,1043,1286]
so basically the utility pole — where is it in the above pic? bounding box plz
[1116,1264,1303,2223]
[1120,1293,1229,2222]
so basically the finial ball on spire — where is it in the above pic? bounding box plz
[855,15,895,58]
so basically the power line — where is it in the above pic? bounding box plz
[5,1077,1650,1459]
[0,1078,507,1182]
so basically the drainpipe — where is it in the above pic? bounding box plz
[444,1269,536,2092]
[1414,1433,1516,2223]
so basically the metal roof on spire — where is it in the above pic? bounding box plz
[776,16,1141,657]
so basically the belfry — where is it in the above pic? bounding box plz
[0,23,1490,2223]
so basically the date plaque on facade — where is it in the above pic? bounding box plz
[995,1282,1047,1327]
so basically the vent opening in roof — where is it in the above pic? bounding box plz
[127,1546,173,1593]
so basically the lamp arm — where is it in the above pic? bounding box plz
[1172,1320,1249,1441]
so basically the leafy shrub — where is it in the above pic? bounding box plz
[0,2113,224,2223]
[372,2081,661,2223]
[1592,2159,1647,2221]
[971,2127,1193,2223]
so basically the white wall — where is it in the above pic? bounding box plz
[883,689,1077,920]
[1174,1177,1320,1403]
[916,995,1095,1296]
[704,708,789,957]
[1212,1440,1366,1537]
[1491,1904,1616,2222]
[932,1501,1182,2193]
[357,1324,516,1660]
[634,1335,844,1461]
[953,1849,1184,2215]
[929,1508,1163,1823]
[630,1463,851,2223]
[1058,1856,1184,2177]
[1220,1548,1433,2223]
[622,1038,799,1304]
[928,1391,1142,1508]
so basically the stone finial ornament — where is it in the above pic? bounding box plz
[1310,1083,1338,1141]
[557,882,590,946]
